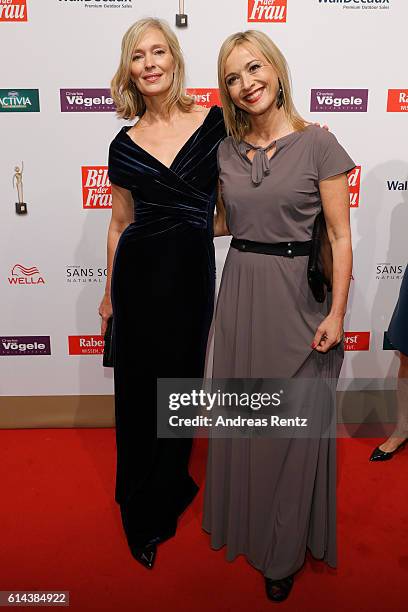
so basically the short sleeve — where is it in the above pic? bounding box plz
[314,128,356,182]
[107,134,133,190]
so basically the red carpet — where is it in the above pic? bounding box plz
[0,429,407,611]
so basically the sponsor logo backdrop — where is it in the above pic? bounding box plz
[0,0,406,396]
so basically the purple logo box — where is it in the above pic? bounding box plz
[60,89,115,112]
[0,336,51,356]
[310,89,369,112]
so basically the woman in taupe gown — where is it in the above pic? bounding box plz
[203,31,354,602]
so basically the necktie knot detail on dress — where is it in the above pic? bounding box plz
[239,140,277,186]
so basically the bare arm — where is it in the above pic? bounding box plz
[312,173,352,352]
[98,183,134,334]
[213,182,230,237]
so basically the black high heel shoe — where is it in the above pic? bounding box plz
[130,540,158,570]
[265,574,294,602]
[370,438,408,462]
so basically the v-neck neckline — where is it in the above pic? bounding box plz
[122,105,215,172]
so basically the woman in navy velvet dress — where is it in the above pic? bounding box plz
[98,18,226,568]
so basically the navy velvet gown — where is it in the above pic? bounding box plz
[107,106,226,550]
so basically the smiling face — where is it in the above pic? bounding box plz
[224,43,280,116]
[130,27,175,98]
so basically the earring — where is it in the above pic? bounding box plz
[277,80,284,109]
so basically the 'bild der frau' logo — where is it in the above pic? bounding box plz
[60,89,115,113]
[0,89,40,113]
[248,0,288,23]
[0,336,51,356]
[310,89,368,112]
[248,0,287,22]
[0,0,27,21]
[82,167,112,209]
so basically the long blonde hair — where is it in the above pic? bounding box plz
[111,18,194,120]
[218,30,306,141]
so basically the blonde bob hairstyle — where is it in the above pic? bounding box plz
[218,30,307,142]
[111,18,194,120]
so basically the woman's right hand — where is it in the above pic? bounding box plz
[99,293,113,336]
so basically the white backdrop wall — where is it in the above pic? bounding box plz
[0,0,407,397]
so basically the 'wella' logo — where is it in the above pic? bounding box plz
[82,167,112,209]
[0,0,27,22]
[344,332,370,351]
[248,0,287,22]
[8,264,45,285]
[0,336,51,356]
[348,166,361,208]
[310,89,368,112]
[186,89,221,107]
[68,335,104,355]
[60,89,115,113]
[387,90,408,113]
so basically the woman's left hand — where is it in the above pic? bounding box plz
[311,315,344,353]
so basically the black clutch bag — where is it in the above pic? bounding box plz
[307,211,333,303]
[103,316,115,368]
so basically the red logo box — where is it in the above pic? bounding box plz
[248,0,287,23]
[344,332,370,352]
[82,166,112,209]
[0,0,27,22]
[68,336,104,355]
[387,90,408,112]
[348,166,361,208]
[186,88,221,107]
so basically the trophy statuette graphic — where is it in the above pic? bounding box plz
[13,162,28,215]
[176,0,188,27]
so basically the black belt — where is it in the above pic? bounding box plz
[231,237,312,258]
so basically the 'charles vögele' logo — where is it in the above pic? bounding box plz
[8,264,45,285]
[0,89,40,113]
[310,89,368,112]
[0,0,27,21]
[0,336,51,356]
[60,89,115,113]
[248,0,287,23]
[82,167,112,209]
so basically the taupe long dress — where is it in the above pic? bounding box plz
[203,125,355,579]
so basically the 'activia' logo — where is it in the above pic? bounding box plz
[344,332,370,351]
[82,167,112,209]
[0,89,40,113]
[68,335,104,355]
[0,0,27,22]
[186,89,221,108]
[248,0,287,22]
[387,90,408,113]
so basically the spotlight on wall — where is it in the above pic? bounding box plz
[176,0,188,27]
